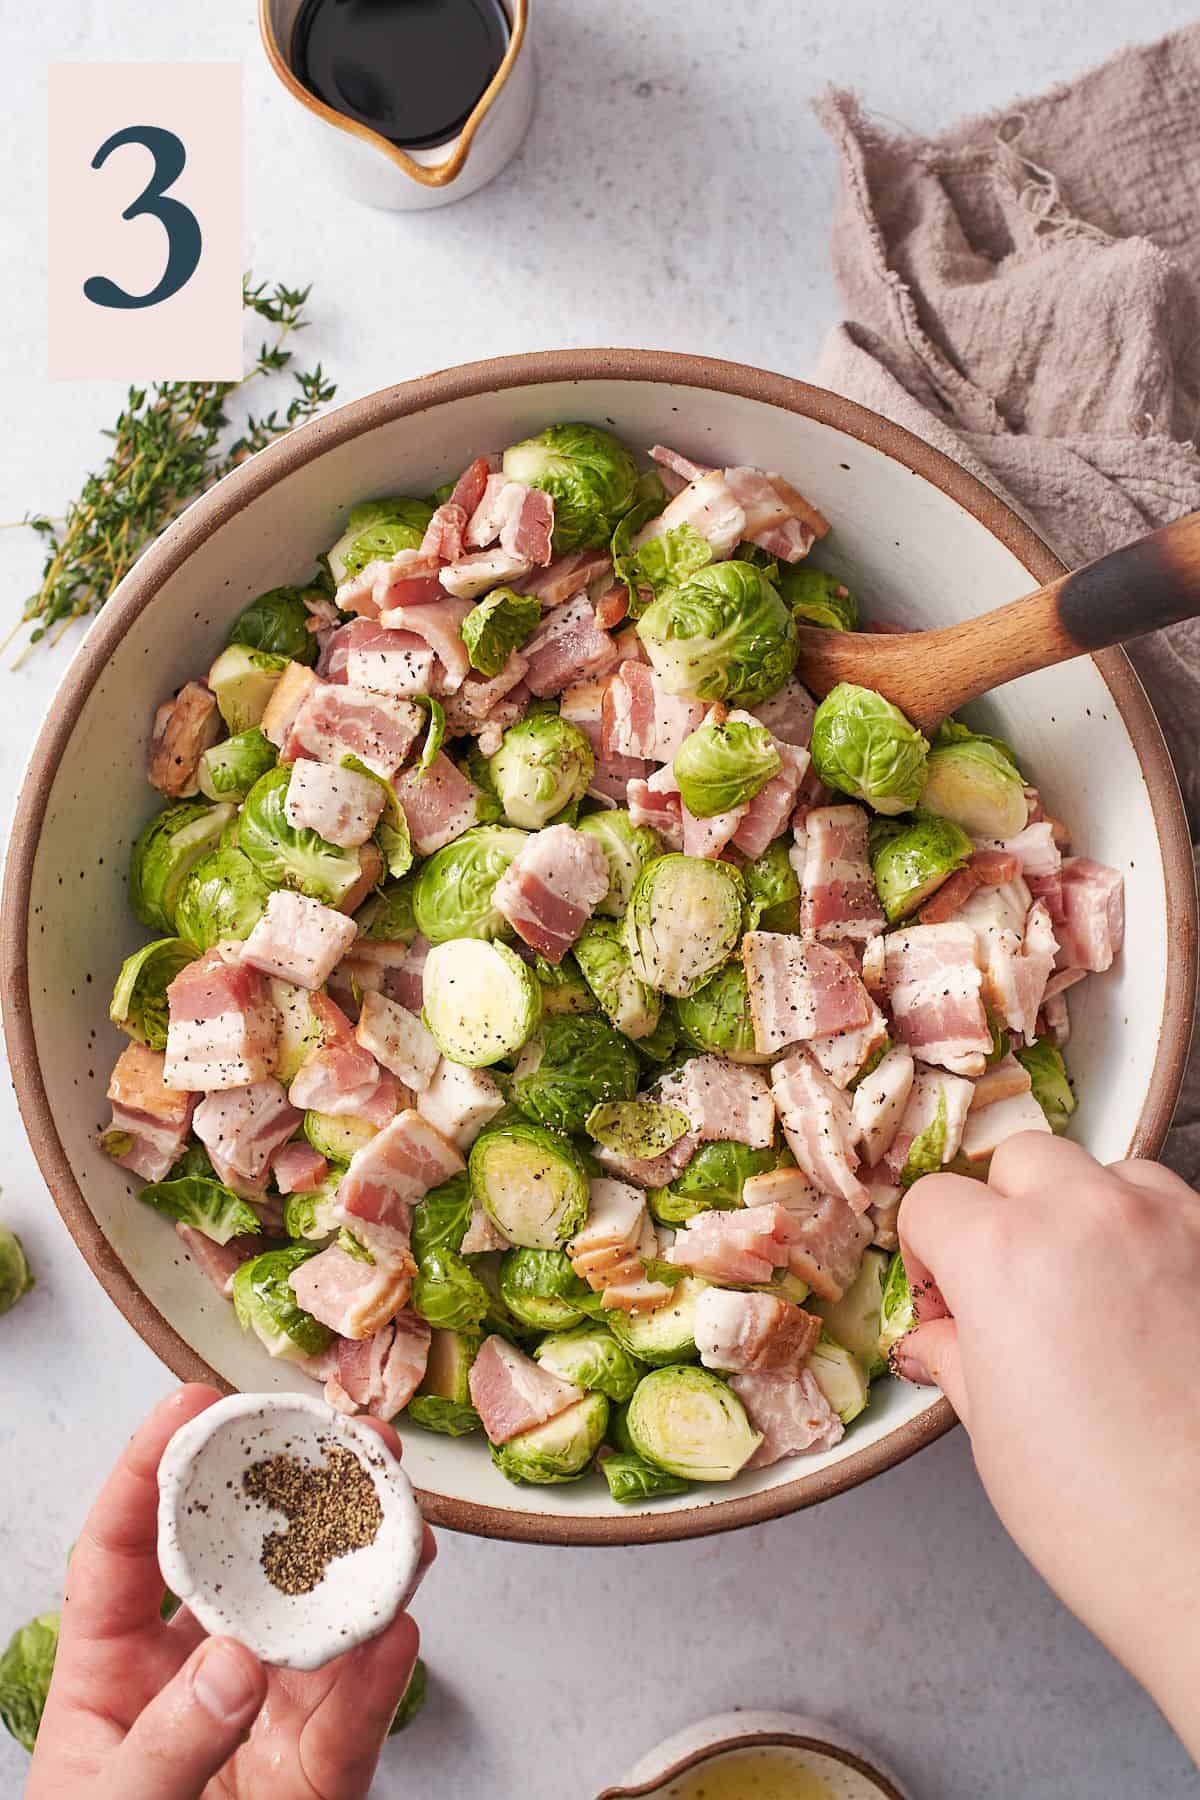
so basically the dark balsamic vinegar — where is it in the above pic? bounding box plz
[292,0,511,151]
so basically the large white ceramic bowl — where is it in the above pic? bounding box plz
[4,351,1194,1545]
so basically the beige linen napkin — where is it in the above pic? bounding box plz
[814,25,1200,1173]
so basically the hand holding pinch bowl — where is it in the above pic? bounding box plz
[157,1393,424,1670]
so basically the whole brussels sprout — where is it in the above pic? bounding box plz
[129,799,236,934]
[0,1226,34,1315]
[490,1390,609,1485]
[573,919,662,1039]
[921,730,1028,839]
[412,826,530,943]
[624,854,745,998]
[502,422,639,555]
[1016,1038,1077,1134]
[675,960,770,1064]
[776,565,858,630]
[469,1120,589,1249]
[498,1247,593,1331]
[109,937,195,1049]
[488,715,594,830]
[810,682,929,816]
[740,838,802,933]
[461,587,541,678]
[175,846,272,950]
[648,1140,782,1227]
[534,1323,645,1401]
[227,586,319,665]
[389,1656,429,1733]
[637,561,798,708]
[232,1244,332,1360]
[238,766,365,906]
[326,496,434,586]
[0,1612,59,1751]
[673,715,781,818]
[196,727,277,804]
[871,814,973,924]
[576,810,662,916]
[626,1366,761,1481]
[511,1015,640,1136]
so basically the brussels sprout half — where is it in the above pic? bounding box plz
[647,1141,782,1227]
[208,644,290,735]
[412,826,530,944]
[870,814,974,924]
[624,854,745,998]
[0,1227,34,1316]
[607,1276,706,1366]
[326,497,434,586]
[499,1247,594,1331]
[573,919,662,1040]
[283,1166,345,1243]
[0,1612,60,1752]
[175,846,272,950]
[469,1121,589,1249]
[675,960,770,1064]
[921,735,1029,839]
[877,1251,915,1357]
[488,715,594,830]
[511,1015,639,1136]
[626,1366,761,1481]
[809,1332,870,1424]
[129,800,236,934]
[238,766,365,906]
[109,937,196,1049]
[577,810,662,917]
[423,939,541,1067]
[535,1322,645,1402]
[228,586,320,665]
[776,565,858,630]
[637,561,798,709]
[673,715,781,818]
[232,1245,332,1361]
[305,1111,378,1162]
[813,1246,890,1379]
[197,727,278,804]
[586,1100,691,1159]
[491,1390,609,1485]
[502,422,639,556]
[1016,1038,1077,1134]
[810,682,929,816]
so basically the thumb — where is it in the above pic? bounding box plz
[895,1318,971,1427]
[98,1637,267,1800]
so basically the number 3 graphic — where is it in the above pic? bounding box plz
[83,126,202,311]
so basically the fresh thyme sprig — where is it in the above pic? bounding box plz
[7,277,336,665]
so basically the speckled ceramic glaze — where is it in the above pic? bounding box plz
[157,1392,424,1670]
[601,1711,910,1798]
[5,351,1194,1546]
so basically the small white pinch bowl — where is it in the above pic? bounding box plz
[601,1710,911,1799]
[156,1392,424,1671]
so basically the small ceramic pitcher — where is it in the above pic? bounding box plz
[598,1712,912,1800]
[258,0,534,211]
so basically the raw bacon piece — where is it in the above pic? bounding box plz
[807,996,889,1090]
[262,663,320,749]
[338,1110,465,1230]
[501,487,554,564]
[439,547,534,600]
[461,1204,511,1254]
[355,1067,406,1129]
[468,1336,584,1445]
[850,1045,915,1165]
[284,759,386,848]
[770,1051,868,1209]
[355,991,440,1092]
[732,742,811,860]
[518,549,613,608]
[331,1312,431,1419]
[288,1242,412,1340]
[649,443,712,486]
[193,1079,301,1187]
[754,678,816,749]
[317,623,354,684]
[800,805,885,944]
[635,469,746,559]
[971,848,1021,886]
[990,821,1061,880]
[883,1067,975,1179]
[394,752,481,855]
[523,594,619,696]
[492,825,610,963]
[959,1087,1053,1162]
[449,456,492,518]
[600,661,706,762]
[420,502,468,564]
[343,619,438,699]
[337,936,430,1016]
[682,800,747,859]
[281,682,424,780]
[176,1223,261,1297]
[730,1368,843,1467]
[866,1178,902,1251]
[593,585,628,631]
[102,1043,195,1181]
[988,900,1058,1043]
[665,1202,805,1287]
[694,1288,821,1373]
[164,948,278,1091]
[568,1179,646,1290]
[666,1055,776,1151]
[377,596,474,694]
[148,682,220,798]
[466,474,516,547]
[271,1141,329,1195]
[918,866,981,925]
[968,1053,1032,1111]
[743,931,873,1053]
[336,551,445,617]
[879,921,992,1077]
[1054,857,1125,972]
[242,891,359,991]
[287,992,382,1115]
[440,654,530,736]
[768,1187,873,1302]
[627,778,683,850]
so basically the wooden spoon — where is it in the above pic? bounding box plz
[791,509,1200,735]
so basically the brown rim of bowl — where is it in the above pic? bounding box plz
[595,1729,908,1799]
[3,349,1194,1548]
[257,0,530,190]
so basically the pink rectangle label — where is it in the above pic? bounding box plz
[48,63,243,381]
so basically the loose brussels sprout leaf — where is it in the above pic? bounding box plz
[175,846,272,950]
[412,1249,490,1332]
[877,1251,915,1356]
[239,766,364,905]
[607,1276,705,1366]
[577,810,662,917]
[647,1141,781,1227]
[232,1244,332,1360]
[388,1656,428,1733]
[469,1120,589,1249]
[109,937,195,1049]
[461,586,541,678]
[355,875,419,943]
[0,1612,59,1751]
[535,1322,645,1401]
[327,497,434,586]
[740,838,803,933]
[813,1246,890,1379]
[1016,1038,1077,1134]
[586,1100,691,1158]
[208,644,289,735]
[530,953,597,1015]
[341,754,413,879]
[283,1166,345,1243]
[637,561,798,708]
[900,1090,947,1189]
[129,800,236,934]
[511,1015,640,1136]
[197,726,278,804]
[407,1395,482,1437]
[337,1226,374,1262]
[775,565,858,630]
[626,1366,761,1481]
[499,1247,593,1331]
[228,586,320,665]
[809,1331,870,1424]
[305,1111,378,1162]
[848,1035,892,1090]
[574,919,662,1039]
[870,814,973,924]
[933,716,1022,772]
[631,1007,680,1065]
[921,737,1029,839]
[676,961,769,1065]
[810,683,929,816]
[0,1226,33,1315]
[491,1391,609,1485]
[410,695,446,776]
[601,1451,690,1504]
[624,854,745,998]
[423,938,541,1067]
[488,715,594,830]
[139,1174,262,1245]
[502,422,639,555]
[413,825,530,943]
[673,716,781,818]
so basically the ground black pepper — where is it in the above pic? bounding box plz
[243,1439,382,1595]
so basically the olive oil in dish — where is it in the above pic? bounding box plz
[292,0,511,150]
[660,1749,836,1799]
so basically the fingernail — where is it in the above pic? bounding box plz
[193,1639,260,1722]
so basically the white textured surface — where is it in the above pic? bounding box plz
[0,1,1196,1795]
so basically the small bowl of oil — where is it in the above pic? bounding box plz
[598,1713,911,1800]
